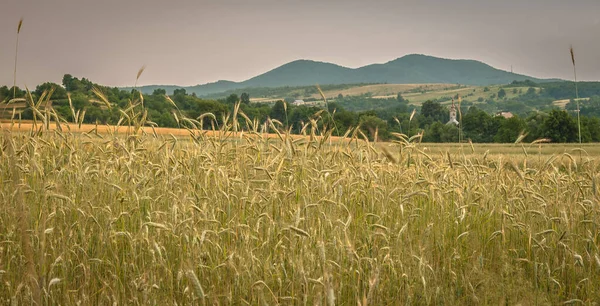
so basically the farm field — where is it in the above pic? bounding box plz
[399,86,537,106]
[316,84,453,100]
[240,83,541,107]
[3,121,600,156]
[1,124,599,305]
[552,97,590,109]
[410,142,600,156]
[0,122,349,142]
[245,84,455,103]
[329,84,538,106]
[244,82,543,110]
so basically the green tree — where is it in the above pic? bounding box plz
[240,93,250,104]
[501,101,531,116]
[523,112,546,142]
[397,93,407,103]
[226,94,239,105]
[152,88,167,96]
[333,109,357,134]
[542,110,578,143]
[360,115,388,141]
[187,99,228,128]
[148,109,177,127]
[580,116,600,142]
[494,116,526,143]
[0,86,9,102]
[461,106,500,142]
[61,74,86,92]
[35,82,67,99]
[423,121,458,142]
[173,88,187,96]
[270,100,288,123]
[62,74,74,91]
[420,100,446,122]
[497,88,506,99]
[172,89,189,108]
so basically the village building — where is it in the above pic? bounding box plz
[292,99,305,106]
[495,111,514,119]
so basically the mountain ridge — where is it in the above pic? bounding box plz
[128,54,561,96]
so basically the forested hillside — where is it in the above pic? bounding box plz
[131,54,558,96]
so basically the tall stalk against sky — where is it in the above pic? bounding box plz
[13,18,23,99]
[570,46,581,145]
[458,95,463,145]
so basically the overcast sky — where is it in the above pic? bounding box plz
[1,0,599,88]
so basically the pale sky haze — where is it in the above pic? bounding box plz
[1,0,599,88]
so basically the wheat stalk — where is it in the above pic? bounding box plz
[13,18,23,100]
[316,84,338,136]
[570,46,582,148]
[457,95,463,145]
[134,65,146,89]
[408,109,416,138]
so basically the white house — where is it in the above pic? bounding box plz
[496,111,514,119]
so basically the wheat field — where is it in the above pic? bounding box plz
[1,121,599,305]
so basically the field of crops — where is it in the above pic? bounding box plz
[1,126,600,305]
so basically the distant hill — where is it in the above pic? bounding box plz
[123,80,238,96]
[131,54,560,96]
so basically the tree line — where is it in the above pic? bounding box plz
[1,75,600,143]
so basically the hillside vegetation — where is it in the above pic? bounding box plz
[131,54,557,96]
[3,77,600,144]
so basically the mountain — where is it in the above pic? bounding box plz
[241,60,356,88]
[122,80,238,96]
[186,80,240,94]
[132,54,559,96]
[355,54,547,85]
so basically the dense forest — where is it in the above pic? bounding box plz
[2,75,600,143]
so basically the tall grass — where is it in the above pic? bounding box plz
[2,18,25,120]
[1,105,599,304]
[408,108,416,138]
[457,95,463,145]
[570,46,581,145]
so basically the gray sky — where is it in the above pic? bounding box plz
[1,0,599,88]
